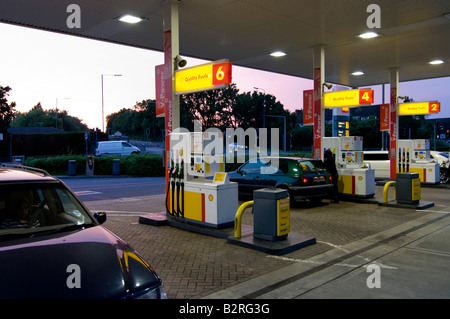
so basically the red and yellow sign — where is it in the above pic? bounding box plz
[324,89,374,108]
[155,64,165,118]
[303,89,314,126]
[380,103,390,131]
[399,101,440,115]
[175,60,232,95]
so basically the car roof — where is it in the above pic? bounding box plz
[252,156,315,161]
[363,150,389,153]
[0,164,57,183]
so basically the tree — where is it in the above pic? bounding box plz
[398,115,432,139]
[11,102,88,132]
[134,99,165,139]
[12,102,54,128]
[0,86,16,134]
[180,83,239,131]
[55,109,89,132]
[291,125,313,151]
[105,84,301,147]
[106,99,165,140]
[350,116,381,149]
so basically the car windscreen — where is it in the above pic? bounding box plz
[0,182,94,235]
[298,160,327,173]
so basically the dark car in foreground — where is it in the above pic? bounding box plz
[228,157,333,202]
[0,164,166,299]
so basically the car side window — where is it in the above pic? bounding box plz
[260,159,286,175]
[240,159,263,174]
[54,188,86,224]
[299,160,327,173]
[122,142,131,148]
[300,161,316,173]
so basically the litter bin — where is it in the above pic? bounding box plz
[112,159,120,175]
[396,172,421,205]
[253,188,290,241]
[68,160,76,176]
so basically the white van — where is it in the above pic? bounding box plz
[95,141,141,157]
[363,151,390,179]
[364,150,447,179]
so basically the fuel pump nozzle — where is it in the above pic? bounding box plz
[171,163,179,216]
[175,162,182,217]
[179,160,185,218]
[166,160,175,215]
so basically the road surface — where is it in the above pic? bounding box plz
[61,176,167,215]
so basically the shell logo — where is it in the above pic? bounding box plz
[208,194,214,201]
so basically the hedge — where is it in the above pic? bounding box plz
[24,153,165,177]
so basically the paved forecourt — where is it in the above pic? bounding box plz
[91,184,450,299]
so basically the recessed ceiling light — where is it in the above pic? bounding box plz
[352,71,365,76]
[358,31,380,39]
[270,51,286,57]
[119,14,143,24]
[429,59,444,65]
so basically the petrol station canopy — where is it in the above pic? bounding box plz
[0,0,449,87]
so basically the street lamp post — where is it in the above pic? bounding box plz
[101,74,122,132]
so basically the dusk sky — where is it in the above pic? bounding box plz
[1,22,449,130]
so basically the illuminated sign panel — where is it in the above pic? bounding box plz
[399,101,440,115]
[303,89,313,126]
[324,89,374,108]
[155,64,165,118]
[175,60,232,95]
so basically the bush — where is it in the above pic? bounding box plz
[24,153,165,177]
[121,153,165,176]
[25,155,86,175]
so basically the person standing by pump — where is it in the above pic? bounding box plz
[324,149,339,203]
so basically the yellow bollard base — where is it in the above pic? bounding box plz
[379,200,434,210]
[227,231,316,256]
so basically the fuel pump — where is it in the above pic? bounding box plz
[322,136,375,198]
[166,131,238,228]
[397,139,439,184]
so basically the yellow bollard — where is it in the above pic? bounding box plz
[383,181,396,204]
[234,200,253,238]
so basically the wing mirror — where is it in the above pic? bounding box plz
[94,212,107,225]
